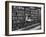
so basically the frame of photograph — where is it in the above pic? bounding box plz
[5,1,45,36]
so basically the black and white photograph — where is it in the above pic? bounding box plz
[5,1,45,36]
[12,6,41,31]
